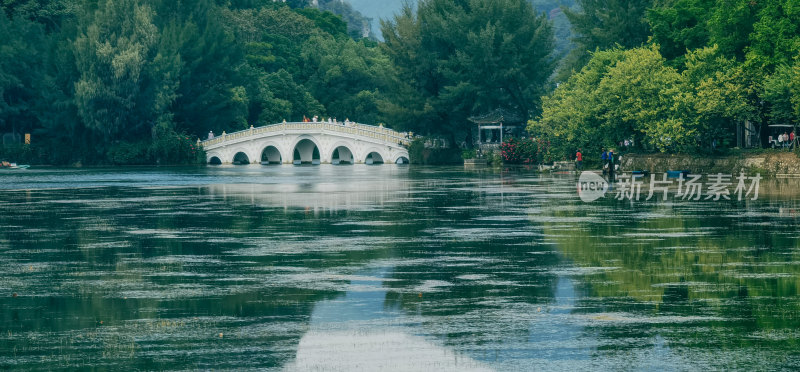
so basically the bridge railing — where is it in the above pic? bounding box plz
[201,122,411,148]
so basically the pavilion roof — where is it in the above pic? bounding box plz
[468,108,524,124]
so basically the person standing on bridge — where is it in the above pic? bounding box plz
[575,149,583,171]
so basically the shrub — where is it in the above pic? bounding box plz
[0,144,35,164]
[408,137,463,165]
[149,130,203,165]
[107,141,150,165]
[500,138,550,164]
[488,150,503,166]
[108,129,203,166]
[408,138,426,164]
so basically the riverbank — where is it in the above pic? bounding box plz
[620,151,800,176]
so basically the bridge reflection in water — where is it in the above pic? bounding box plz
[201,122,411,165]
[205,165,413,213]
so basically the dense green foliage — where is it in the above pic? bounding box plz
[407,138,463,165]
[559,0,653,77]
[533,0,800,161]
[0,0,387,165]
[2,0,799,165]
[317,0,375,39]
[380,0,555,146]
[531,45,754,157]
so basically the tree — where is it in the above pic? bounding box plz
[647,0,714,63]
[381,0,555,145]
[532,44,758,157]
[561,0,653,75]
[164,0,246,136]
[0,15,48,138]
[764,57,800,130]
[300,34,390,123]
[763,64,796,126]
[259,69,324,122]
[746,0,800,70]
[707,0,761,61]
[675,45,756,149]
[72,0,162,152]
[1,0,78,30]
[529,49,625,159]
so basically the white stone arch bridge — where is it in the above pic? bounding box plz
[201,122,411,165]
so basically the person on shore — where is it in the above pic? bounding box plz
[575,149,583,171]
[791,131,796,149]
[601,149,608,175]
[608,149,615,180]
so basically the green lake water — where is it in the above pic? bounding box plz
[1,165,799,370]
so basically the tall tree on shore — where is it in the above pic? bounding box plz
[647,0,714,63]
[0,15,49,138]
[531,44,758,157]
[380,0,554,145]
[746,0,800,70]
[560,0,653,77]
[163,0,246,136]
[72,0,162,152]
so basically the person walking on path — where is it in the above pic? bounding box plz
[575,149,583,171]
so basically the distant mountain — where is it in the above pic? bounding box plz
[315,0,376,39]
[346,0,412,39]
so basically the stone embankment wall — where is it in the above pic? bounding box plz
[620,152,800,176]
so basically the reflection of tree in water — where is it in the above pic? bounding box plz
[0,186,402,370]
[375,169,562,351]
[541,195,800,357]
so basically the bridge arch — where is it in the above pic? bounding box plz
[260,144,283,165]
[292,136,321,165]
[394,156,410,164]
[360,147,387,165]
[208,156,222,165]
[330,142,354,165]
[233,151,251,165]
[365,152,384,165]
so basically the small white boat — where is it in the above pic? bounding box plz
[0,162,30,170]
